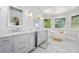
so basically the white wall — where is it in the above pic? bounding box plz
[0,6,8,33]
[0,6,34,33]
[0,6,79,33]
[53,7,79,30]
[43,7,79,41]
[0,6,44,33]
[20,6,44,31]
[19,6,44,30]
[43,7,79,31]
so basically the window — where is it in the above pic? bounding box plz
[55,18,65,28]
[44,19,51,28]
[71,15,79,29]
[34,20,40,29]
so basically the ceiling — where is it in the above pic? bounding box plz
[19,6,78,15]
[39,6,77,15]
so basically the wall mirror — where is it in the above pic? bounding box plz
[8,6,23,27]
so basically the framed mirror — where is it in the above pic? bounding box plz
[8,6,23,27]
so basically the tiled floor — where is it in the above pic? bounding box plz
[32,38,79,53]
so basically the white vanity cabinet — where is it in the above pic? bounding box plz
[13,32,35,53]
[36,30,48,47]
[0,37,14,53]
[13,34,30,53]
[0,32,35,53]
[28,32,35,51]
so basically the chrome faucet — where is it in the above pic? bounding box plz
[16,27,21,32]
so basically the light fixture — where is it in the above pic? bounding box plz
[28,11,33,18]
[40,16,44,20]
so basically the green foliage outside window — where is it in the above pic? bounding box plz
[71,15,79,29]
[44,19,51,28]
[55,18,65,28]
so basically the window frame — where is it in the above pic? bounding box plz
[55,18,66,29]
[71,15,79,30]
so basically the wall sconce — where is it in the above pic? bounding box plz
[41,17,44,20]
[28,11,33,18]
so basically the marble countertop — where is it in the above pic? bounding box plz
[0,30,35,38]
[0,29,48,38]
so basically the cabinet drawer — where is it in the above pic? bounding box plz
[14,41,26,48]
[14,45,26,53]
[0,37,13,45]
[19,46,26,51]
[14,34,30,53]
[14,34,28,42]
[0,43,14,53]
[14,40,27,53]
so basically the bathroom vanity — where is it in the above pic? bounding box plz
[13,32,35,53]
[0,31,35,53]
[0,29,48,53]
[0,36,14,53]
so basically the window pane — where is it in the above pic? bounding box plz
[44,19,51,28]
[55,18,65,28]
[71,15,79,29]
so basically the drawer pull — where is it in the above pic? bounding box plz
[23,51,26,53]
[19,46,25,50]
[2,39,10,42]
[19,41,25,44]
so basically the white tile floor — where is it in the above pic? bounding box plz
[32,38,79,53]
